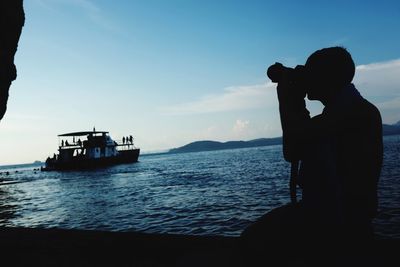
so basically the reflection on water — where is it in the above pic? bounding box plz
[0,135,399,238]
[0,166,36,225]
[373,135,400,239]
[0,187,18,223]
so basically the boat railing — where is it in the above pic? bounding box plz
[116,144,137,151]
[59,143,82,149]
[58,139,138,151]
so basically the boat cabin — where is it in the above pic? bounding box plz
[43,130,140,171]
[56,131,134,162]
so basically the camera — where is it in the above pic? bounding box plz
[267,62,307,84]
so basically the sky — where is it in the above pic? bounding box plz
[1,0,399,165]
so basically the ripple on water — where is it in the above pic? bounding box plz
[0,137,399,238]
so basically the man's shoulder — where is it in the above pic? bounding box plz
[359,98,379,111]
[345,98,382,136]
[355,98,382,122]
[314,97,382,134]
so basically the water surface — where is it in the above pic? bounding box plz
[1,136,399,238]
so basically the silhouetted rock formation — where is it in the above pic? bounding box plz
[0,0,25,121]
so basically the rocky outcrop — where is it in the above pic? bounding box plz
[0,0,25,121]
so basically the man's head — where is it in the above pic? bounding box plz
[305,47,355,104]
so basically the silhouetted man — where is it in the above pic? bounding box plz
[241,47,383,264]
[0,1,25,121]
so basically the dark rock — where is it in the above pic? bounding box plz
[0,0,25,121]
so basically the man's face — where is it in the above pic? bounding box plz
[304,64,327,102]
[306,82,322,101]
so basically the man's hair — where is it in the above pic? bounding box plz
[305,46,355,87]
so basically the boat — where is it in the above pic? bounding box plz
[42,130,140,171]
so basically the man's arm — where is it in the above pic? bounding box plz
[276,75,311,162]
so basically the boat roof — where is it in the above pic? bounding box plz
[58,131,109,137]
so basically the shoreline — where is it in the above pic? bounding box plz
[0,227,398,266]
[0,227,238,267]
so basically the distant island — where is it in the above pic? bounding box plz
[168,121,400,154]
[168,137,282,154]
[383,121,400,136]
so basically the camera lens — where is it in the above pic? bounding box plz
[267,63,284,82]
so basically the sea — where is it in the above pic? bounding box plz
[1,135,399,238]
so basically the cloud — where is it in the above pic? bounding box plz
[329,37,350,47]
[161,83,277,115]
[377,97,400,110]
[71,0,99,13]
[161,58,400,123]
[35,0,99,14]
[356,59,400,71]
[354,59,400,124]
[354,59,400,97]
[35,0,120,34]
[67,0,107,28]
[233,119,249,133]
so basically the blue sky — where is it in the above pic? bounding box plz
[1,0,400,164]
